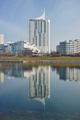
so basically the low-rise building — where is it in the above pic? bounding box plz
[0,44,8,52]
[7,40,40,56]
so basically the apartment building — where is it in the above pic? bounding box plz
[7,40,40,56]
[56,39,80,55]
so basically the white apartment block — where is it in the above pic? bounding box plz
[0,34,4,44]
[29,9,50,53]
[56,39,80,55]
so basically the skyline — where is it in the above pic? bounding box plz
[0,0,80,50]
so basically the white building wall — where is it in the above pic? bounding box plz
[7,42,13,52]
[7,40,40,56]
[57,39,80,55]
[0,34,4,44]
[56,45,60,52]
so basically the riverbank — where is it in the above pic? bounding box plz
[0,56,80,61]
[0,60,80,63]
[0,62,80,67]
[0,56,80,66]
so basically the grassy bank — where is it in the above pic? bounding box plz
[0,56,80,61]
[0,62,80,67]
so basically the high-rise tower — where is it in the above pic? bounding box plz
[29,9,50,53]
[0,34,4,44]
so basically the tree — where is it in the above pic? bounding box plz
[22,50,27,56]
[0,51,14,57]
[56,51,60,54]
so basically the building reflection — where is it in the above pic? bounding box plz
[0,65,50,108]
[29,66,50,108]
[0,64,38,82]
[55,67,80,81]
[0,73,4,83]
[7,65,37,79]
[6,65,50,107]
[0,64,50,107]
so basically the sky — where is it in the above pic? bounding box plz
[0,0,80,51]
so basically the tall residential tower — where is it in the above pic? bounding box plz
[29,9,50,53]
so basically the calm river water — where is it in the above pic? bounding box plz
[0,64,80,120]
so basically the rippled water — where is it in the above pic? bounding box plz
[0,64,80,120]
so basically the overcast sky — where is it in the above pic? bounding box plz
[0,0,80,50]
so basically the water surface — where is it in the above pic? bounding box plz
[0,64,80,120]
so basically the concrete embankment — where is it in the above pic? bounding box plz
[23,60,80,63]
[0,60,80,63]
[0,61,23,63]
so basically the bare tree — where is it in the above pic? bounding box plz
[0,51,14,57]
[22,50,27,56]
[56,51,60,54]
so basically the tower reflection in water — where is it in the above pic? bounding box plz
[29,66,50,107]
[0,65,50,107]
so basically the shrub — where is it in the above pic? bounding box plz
[52,54,61,57]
